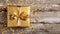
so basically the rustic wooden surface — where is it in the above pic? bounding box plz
[0,0,60,34]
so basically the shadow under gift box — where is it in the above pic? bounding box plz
[7,5,30,27]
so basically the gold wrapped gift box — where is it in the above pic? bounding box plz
[7,5,30,27]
